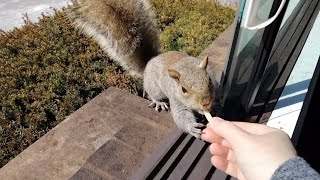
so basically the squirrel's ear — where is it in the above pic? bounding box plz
[199,56,208,69]
[168,69,181,82]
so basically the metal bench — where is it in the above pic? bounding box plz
[131,130,235,180]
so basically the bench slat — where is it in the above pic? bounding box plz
[186,147,214,180]
[210,169,229,180]
[131,129,184,180]
[153,135,194,179]
[167,139,206,179]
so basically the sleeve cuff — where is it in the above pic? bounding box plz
[271,157,320,180]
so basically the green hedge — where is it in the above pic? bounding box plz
[151,0,235,56]
[0,0,235,167]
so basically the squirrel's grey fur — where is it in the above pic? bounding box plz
[69,0,215,138]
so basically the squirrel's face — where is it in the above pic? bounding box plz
[168,56,214,114]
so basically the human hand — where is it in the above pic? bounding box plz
[201,117,297,180]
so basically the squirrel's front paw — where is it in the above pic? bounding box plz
[149,100,169,112]
[186,122,205,138]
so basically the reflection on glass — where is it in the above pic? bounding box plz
[221,0,287,120]
[280,0,300,28]
[223,0,274,95]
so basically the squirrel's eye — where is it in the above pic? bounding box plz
[181,86,187,94]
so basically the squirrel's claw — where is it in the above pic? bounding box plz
[149,102,156,108]
[149,101,169,112]
[160,103,169,111]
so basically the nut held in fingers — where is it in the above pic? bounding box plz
[204,111,213,123]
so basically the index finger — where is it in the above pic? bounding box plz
[201,126,223,144]
[231,121,280,135]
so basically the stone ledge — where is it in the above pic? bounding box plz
[0,87,174,180]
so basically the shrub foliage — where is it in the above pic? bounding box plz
[0,11,142,167]
[151,0,235,56]
[0,0,234,167]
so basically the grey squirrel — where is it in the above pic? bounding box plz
[69,0,216,138]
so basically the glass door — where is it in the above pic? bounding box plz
[217,0,320,170]
[220,0,289,120]
[220,0,319,125]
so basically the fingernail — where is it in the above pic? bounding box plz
[201,129,207,134]
[200,133,207,141]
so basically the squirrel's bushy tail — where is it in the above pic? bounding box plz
[69,0,160,78]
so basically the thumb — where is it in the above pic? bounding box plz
[210,117,249,148]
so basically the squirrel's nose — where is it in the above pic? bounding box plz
[199,97,212,110]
